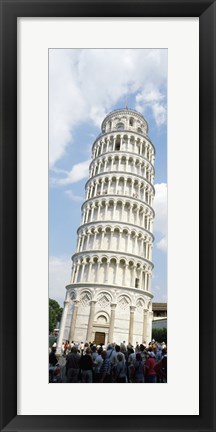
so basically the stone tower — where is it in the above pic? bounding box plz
[57,108,155,350]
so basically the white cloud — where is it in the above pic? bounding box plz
[153,183,167,234]
[50,159,90,186]
[156,236,167,252]
[49,256,71,307]
[135,87,167,126]
[49,48,167,167]
[64,190,83,202]
[153,183,167,252]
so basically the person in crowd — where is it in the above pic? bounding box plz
[49,347,59,382]
[91,345,98,363]
[155,344,162,362]
[139,344,146,362]
[126,346,135,382]
[80,347,93,383]
[112,344,125,370]
[131,352,145,383]
[49,347,58,366]
[66,346,81,383]
[105,343,116,379]
[145,351,157,383]
[158,348,167,383]
[143,340,147,349]
[113,353,127,383]
[83,342,89,354]
[64,340,69,356]
[99,350,112,383]
[61,342,65,355]
[92,346,103,382]
[120,342,127,356]
[79,341,84,355]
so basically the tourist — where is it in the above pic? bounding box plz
[131,352,145,383]
[145,351,157,383]
[80,347,93,383]
[99,350,112,383]
[49,347,59,382]
[93,346,103,382]
[139,344,146,362]
[113,353,127,383]
[49,347,58,367]
[79,341,84,355]
[64,340,69,356]
[66,346,81,383]
[126,346,135,382]
[112,344,125,368]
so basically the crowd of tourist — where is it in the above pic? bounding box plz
[49,339,167,383]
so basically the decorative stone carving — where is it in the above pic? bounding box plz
[118,295,131,310]
[80,291,91,307]
[98,293,112,308]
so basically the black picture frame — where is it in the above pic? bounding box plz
[0,0,215,431]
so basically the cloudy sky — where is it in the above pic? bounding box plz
[49,48,167,307]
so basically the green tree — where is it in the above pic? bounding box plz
[49,298,63,333]
[152,327,167,344]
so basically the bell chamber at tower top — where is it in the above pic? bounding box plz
[91,109,155,167]
[101,109,149,135]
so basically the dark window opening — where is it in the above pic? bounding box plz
[116,123,124,131]
[135,278,139,288]
[115,141,121,151]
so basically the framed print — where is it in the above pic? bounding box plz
[0,0,216,431]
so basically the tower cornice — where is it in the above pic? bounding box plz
[66,283,154,299]
[81,194,155,217]
[89,150,155,173]
[85,171,155,195]
[77,220,155,241]
[72,249,154,269]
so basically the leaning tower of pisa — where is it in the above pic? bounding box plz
[57,108,155,349]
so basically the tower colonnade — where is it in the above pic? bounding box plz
[85,172,154,205]
[89,152,154,183]
[76,224,153,260]
[91,132,155,165]
[70,253,152,290]
[57,108,155,349]
[81,198,154,231]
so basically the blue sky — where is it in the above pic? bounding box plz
[49,49,167,307]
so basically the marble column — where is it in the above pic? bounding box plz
[142,308,149,342]
[108,303,117,342]
[144,271,148,291]
[128,306,136,344]
[74,264,80,283]
[148,272,152,292]
[69,300,80,341]
[80,262,85,281]
[56,298,70,353]
[86,300,97,342]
